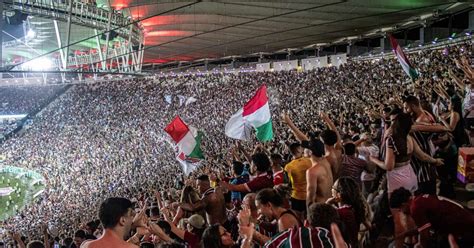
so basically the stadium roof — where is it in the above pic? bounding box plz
[108,0,470,64]
[3,0,472,67]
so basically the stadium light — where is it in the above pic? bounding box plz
[26,29,35,39]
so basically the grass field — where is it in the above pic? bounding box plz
[0,167,45,221]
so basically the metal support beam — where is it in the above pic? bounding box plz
[139,35,145,72]
[64,0,74,72]
[139,47,144,72]
[53,20,66,68]
[53,20,66,82]
[103,9,114,70]
[94,29,104,70]
[126,24,134,72]
[0,0,3,78]
[134,42,143,72]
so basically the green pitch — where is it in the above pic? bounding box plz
[0,166,46,221]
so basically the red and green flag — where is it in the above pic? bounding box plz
[389,34,419,80]
[225,85,273,141]
[165,116,204,159]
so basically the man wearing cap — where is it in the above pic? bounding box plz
[166,214,205,248]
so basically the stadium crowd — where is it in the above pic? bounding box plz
[0,85,65,139]
[0,40,473,248]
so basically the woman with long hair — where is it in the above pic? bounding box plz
[327,177,369,248]
[441,96,468,147]
[172,186,203,227]
[201,224,235,248]
[370,111,443,248]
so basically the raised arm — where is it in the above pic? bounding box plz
[457,57,474,79]
[281,112,309,142]
[440,112,460,132]
[172,206,185,226]
[155,191,164,210]
[11,232,26,248]
[42,224,51,248]
[449,69,465,93]
[166,220,186,240]
[237,142,252,164]
[320,112,343,150]
[148,222,173,243]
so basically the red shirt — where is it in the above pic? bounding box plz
[411,194,474,238]
[244,172,274,192]
[273,170,284,186]
[184,231,200,248]
[337,205,358,247]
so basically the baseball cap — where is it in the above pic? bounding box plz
[301,138,325,157]
[184,214,206,229]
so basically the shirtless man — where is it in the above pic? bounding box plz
[180,174,227,227]
[81,197,138,248]
[280,113,333,208]
[320,129,343,179]
[319,112,343,180]
[303,138,334,207]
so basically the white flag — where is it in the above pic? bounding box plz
[185,97,197,106]
[164,95,172,105]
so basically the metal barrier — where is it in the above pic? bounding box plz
[4,0,142,44]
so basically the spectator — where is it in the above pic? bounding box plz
[390,187,474,248]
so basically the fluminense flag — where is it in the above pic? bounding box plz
[176,150,201,176]
[389,34,419,80]
[164,116,204,159]
[225,85,273,141]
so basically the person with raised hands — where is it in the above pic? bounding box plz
[319,112,344,179]
[160,214,205,248]
[280,112,333,208]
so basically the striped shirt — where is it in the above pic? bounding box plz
[410,131,437,183]
[264,226,335,248]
